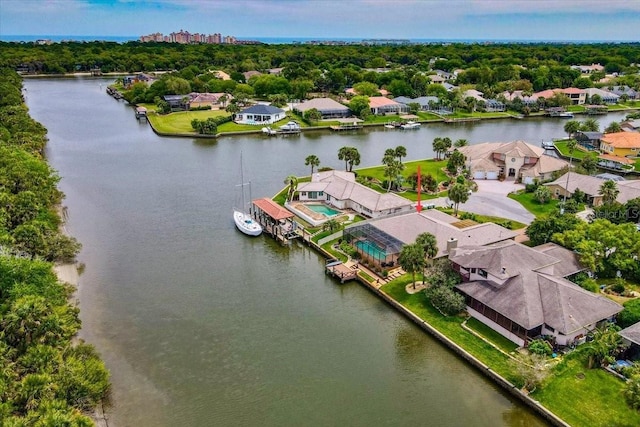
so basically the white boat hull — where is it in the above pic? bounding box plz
[234,210,262,236]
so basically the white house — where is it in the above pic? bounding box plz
[234,104,285,125]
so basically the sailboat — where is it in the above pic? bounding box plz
[233,153,263,236]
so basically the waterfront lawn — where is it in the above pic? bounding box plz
[508,191,560,217]
[381,277,516,380]
[533,355,640,427]
[554,140,588,160]
[357,159,449,184]
[465,318,519,354]
[147,110,229,134]
[382,276,640,427]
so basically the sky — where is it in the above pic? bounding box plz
[1,0,639,42]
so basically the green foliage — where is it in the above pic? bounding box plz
[534,185,552,204]
[425,285,465,316]
[0,68,110,421]
[618,299,640,329]
[190,117,218,134]
[625,375,640,411]
[528,339,553,356]
[525,214,579,246]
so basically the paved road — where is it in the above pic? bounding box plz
[428,180,536,225]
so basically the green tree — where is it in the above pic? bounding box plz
[580,324,622,369]
[625,375,640,410]
[605,121,622,133]
[432,137,452,160]
[352,81,379,96]
[283,175,298,202]
[563,120,580,138]
[599,180,620,205]
[580,152,599,175]
[580,118,600,132]
[398,243,426,289]
[338,146,360,172]
[304,155,320,175]
[534,185,552,204]
[448,183,469,216]
[415,232,438,281]
[425,285,466,316]
[447,149,466,175]
[454,139,468,148]
[348,95,370,118]
[303,108,322,123]
[394,145,407,162]
[383,158,404,192]
[322,218,340,233]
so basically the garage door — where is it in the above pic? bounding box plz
[473,170,486,179]
[486,171,499,180]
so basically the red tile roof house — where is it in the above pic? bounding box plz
[533,88,586,105]
[368,96,409,115]
[451,241,622,347]
[188,92,232,110]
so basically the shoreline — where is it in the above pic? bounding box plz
[300,236,570,426]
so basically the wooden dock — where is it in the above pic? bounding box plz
[325,260,358,283]
[330,124,363,131]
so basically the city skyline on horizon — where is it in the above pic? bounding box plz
[1,0,639,42]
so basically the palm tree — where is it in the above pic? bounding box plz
[383,159,404,192]
[580,118,600,132]
[415,232,438,282]
[605,122,622,133]
[394,145,407,162]
[338,146,360,172]
[599,180,620,205]
[454,139,468,148]
[398,243,426,289]
[561,139,577,213]
[448,183,469,216]
[563,120,580,138]
[304,155,320,175]
[284,175,298,202]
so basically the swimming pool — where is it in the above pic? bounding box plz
[356,240,387,260]
[307,204,340,217]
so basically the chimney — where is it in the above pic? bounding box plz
[501,267,506,275]
[447,237,458,252]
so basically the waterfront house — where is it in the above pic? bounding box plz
[610,85,640,100]
[394,96,441,111]
[533,88,586,105]
[163,94,190,111]
[600,132,640,157]
[188,92,231,110]
[234,104,285,125]
[293,98,351,119]
[295,170,413,219]
[583,88,620,104]
[451,240,622,347]
[575,131,603,151]
[368,97,408,115]
[621,119,640,132]
[545,172,640,206]
[342,209,517,269]
[457,140,568,183]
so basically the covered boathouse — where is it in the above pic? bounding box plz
[252,198,298,243]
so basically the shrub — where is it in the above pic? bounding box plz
[425,285,465,316]
[619,299,640,329]
[528,339,553,356]
[525,183,538,193]
[611,278,626,295]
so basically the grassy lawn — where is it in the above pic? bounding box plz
[382,277,640,427]
[357,159,449,183]
[147,110,228,134]
[509,191,560,217]
[381,277,517,380]
[554,140,589,160]
[533,356,640,427]
[465,317,519,353]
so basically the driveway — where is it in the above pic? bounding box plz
[429,179,535,225]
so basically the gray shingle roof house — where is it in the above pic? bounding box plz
[293,98,351,119]
[295,170,413,220]
[545,172,640,206]
[341,209,517,270]
[234,104,285,125]
[451,241,622,347]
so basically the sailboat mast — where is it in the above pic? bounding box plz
[240,151,245,210]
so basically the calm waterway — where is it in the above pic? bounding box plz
[25,77,629,427]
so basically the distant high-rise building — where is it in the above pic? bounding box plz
[140,29,243,45]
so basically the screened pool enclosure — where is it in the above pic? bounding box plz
[343,223,404,268]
